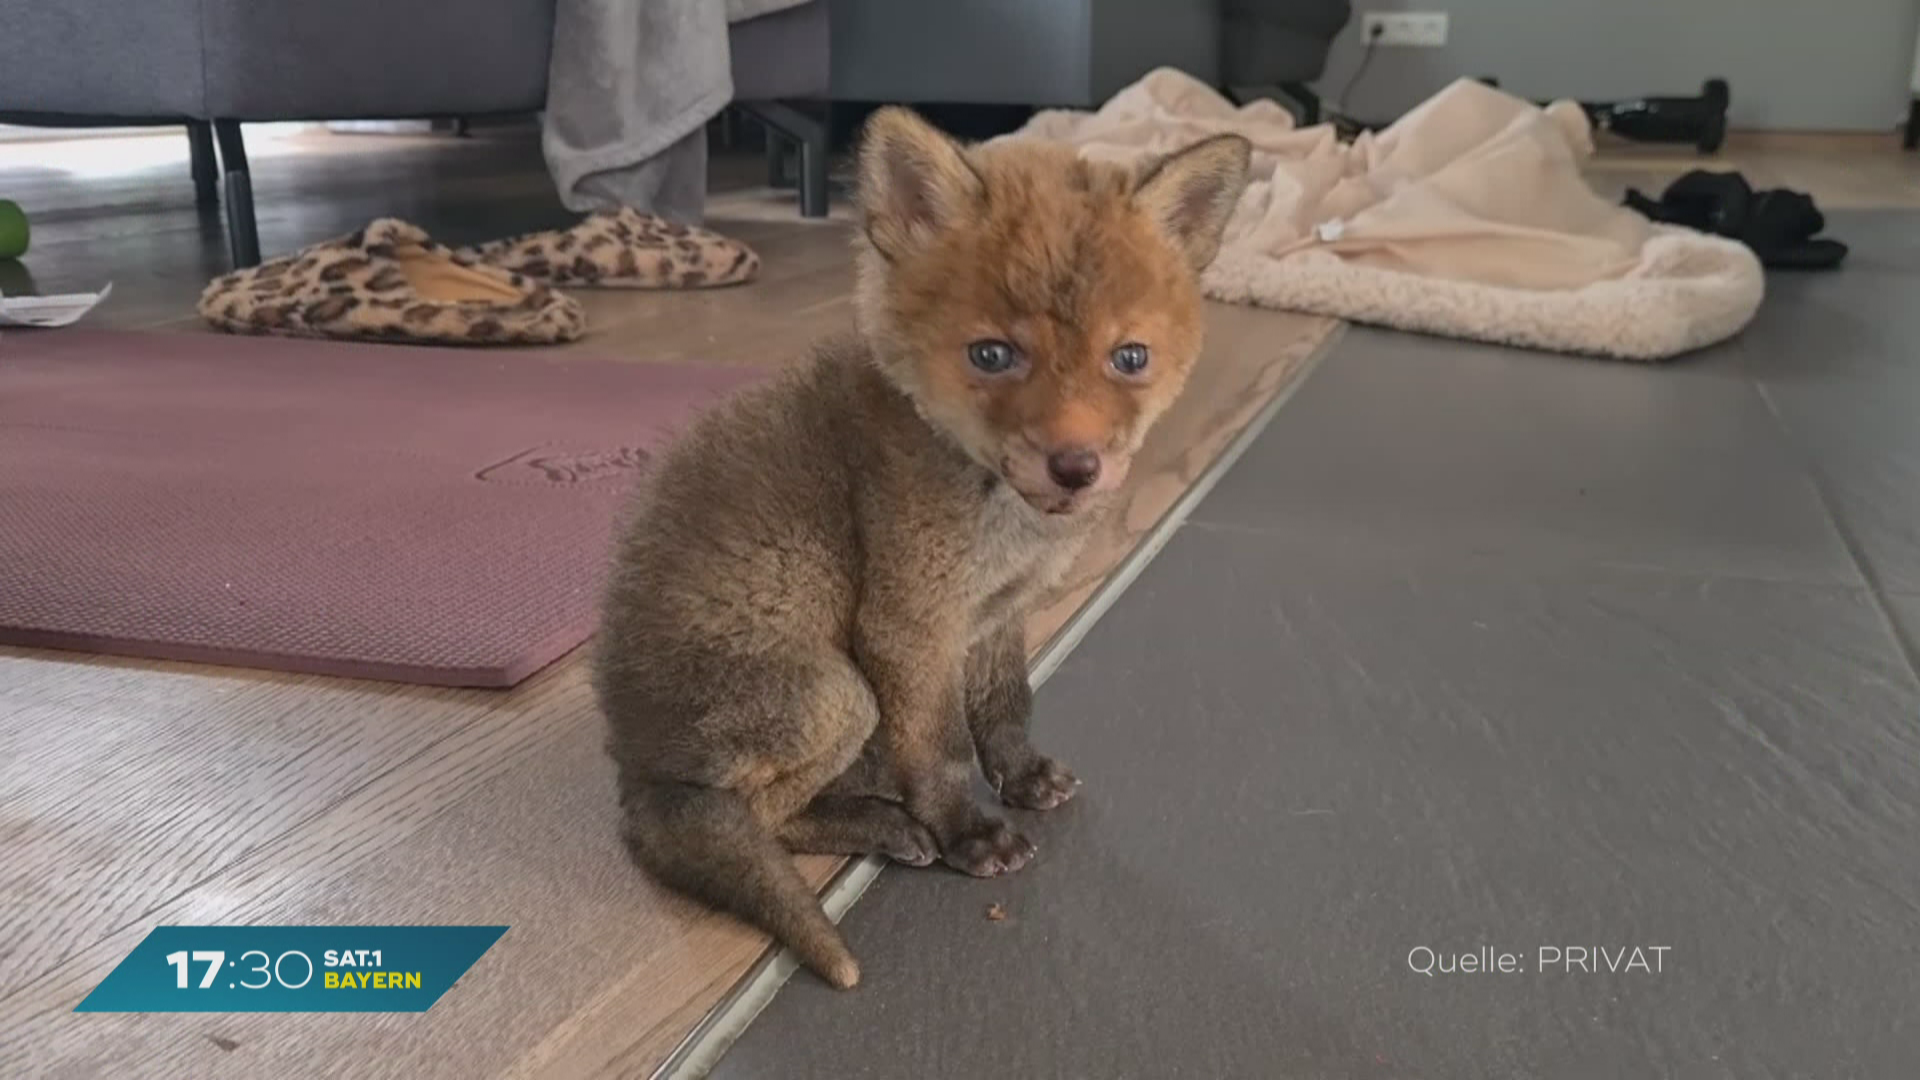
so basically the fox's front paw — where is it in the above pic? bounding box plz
[993,756,1081,811]
[883,821,940,867]
[942,818,1036,877]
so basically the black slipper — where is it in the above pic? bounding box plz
[1626,170,1846,271]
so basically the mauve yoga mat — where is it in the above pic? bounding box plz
[0,330,763,687]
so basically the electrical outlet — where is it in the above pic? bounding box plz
[1362,12,1449,47]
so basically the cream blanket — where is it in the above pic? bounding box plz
[1014,69,1764,361]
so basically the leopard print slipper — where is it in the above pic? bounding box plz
[197,219,586,345]
[457,208,760,290]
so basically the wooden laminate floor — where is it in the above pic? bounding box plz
[1582,130,1920,208]
[1,122,1334,1078]
[1,122,1912,1078]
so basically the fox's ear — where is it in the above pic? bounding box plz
[859,107,983,260]
[1133,134,1253,271]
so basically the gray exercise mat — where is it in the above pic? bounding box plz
[712,214,1920,1078]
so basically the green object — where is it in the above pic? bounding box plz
[0,200,28,259]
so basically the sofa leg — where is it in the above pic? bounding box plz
[796,126,829,219]
[741,102,830,218]
[212,120,261,268]
[187,121,219,208]
[765,136,793,189]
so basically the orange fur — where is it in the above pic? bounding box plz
[596,108,1251,990]
[857,112,1249,510]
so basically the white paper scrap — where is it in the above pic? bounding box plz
[0,282,113,328]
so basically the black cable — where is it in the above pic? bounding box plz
[1338,26,1385,116]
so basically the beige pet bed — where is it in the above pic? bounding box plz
[1014,70,1764,361]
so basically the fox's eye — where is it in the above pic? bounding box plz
[1110,343,1150,376]
[967,339,1019,374]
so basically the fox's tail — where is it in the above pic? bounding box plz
[622,782,860,990]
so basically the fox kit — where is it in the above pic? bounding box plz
[594,107,1251,989]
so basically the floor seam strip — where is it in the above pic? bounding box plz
[1754,381,1920,689]
[650,322,1345,1080]
[1180,517,1889,591]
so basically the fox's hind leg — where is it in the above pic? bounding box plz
[778,795,938,865]
[739,652,887,826]
[966,622,1080,811]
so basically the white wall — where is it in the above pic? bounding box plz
[1314,0,1920,131]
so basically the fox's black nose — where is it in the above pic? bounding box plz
[1046,448,1101,490]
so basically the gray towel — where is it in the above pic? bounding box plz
[542,0,811,223]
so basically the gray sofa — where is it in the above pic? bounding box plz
[825,0,1348,121]
[1,1,1346,268]
[0,0,829,266]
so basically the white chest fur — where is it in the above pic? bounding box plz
[966,483,1094,633]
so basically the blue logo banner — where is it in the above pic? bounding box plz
[75,926,508,1012]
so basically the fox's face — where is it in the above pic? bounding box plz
[854,109,1252,515]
